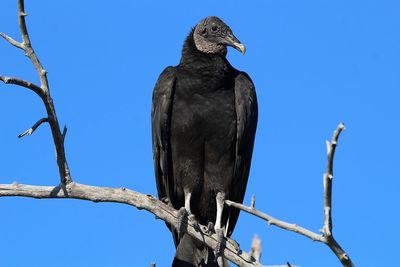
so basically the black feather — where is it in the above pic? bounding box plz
[151,17,258,266]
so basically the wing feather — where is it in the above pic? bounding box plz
[226,72,258,237]
[151,67,177,203]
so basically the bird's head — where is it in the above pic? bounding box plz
[193,16,245,55]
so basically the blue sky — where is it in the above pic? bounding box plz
[0,1,399,266]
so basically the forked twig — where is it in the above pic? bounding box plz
[0,0,72,185]
[226,123,354,267]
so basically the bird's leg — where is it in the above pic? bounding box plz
[215,192,224,230]
[185,192,192,214]
[184,192,199,227]
[214,192,226,263]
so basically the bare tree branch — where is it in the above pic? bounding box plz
[18,117,49,138]
[17,0,49,91]
[0,32,23,49]
[323,122,345,237]
[226,123,355,267]
[249,235,262,263]
[321,123,354,267]
[0,76,43,95]
[62,125,67,141]
[225,199,324,242]
[0,182,291,267]
[0,0,72,185]
[250,195,256,209]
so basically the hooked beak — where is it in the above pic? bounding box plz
[225,32,246,54]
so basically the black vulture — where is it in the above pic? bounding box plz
[152,16,258,266]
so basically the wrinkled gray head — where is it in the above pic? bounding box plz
[193,16,245,55]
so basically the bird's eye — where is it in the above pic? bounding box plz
[201,28,207,34]
[211,25,218,32]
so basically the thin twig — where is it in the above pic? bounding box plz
[0,76,43,96]
[227,123,354,267]
[226,199,324,242]
[323,122,345,237]
[322,123,354,267]
[249,235,262,263]
[62,125,67,142]
[18,118,49,138]
[17,0,49,91]
[0,32,23,49]
[0,182,291,267]
[250,195,256,209]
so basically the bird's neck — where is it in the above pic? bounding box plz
[193,32,226,55]
[180,30,228,68]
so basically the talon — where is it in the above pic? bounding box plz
[214,228,225,260]
[206,222,215,235]
[176,207,187,239]
[188,213,195,221]
[188,214,200,231]
[161,196,170,205]
[175,190,195,240]
[231,239,240,252]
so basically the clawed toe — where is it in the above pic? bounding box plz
[176,207,201,237]
[214,228,225,259]
[188,214,200,231]
[206,222,214,235]
[176,207,187,239]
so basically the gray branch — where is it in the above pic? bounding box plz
[0,32,23,49]
[0,0,72,185]
[0,76,43,96]
[323,122,346,237]
[225,199,324,242]
[17,0,49,91]
[18,117,49,138]
[248,235,262,263]
[0,182,290,267]
[226,123,355,267]
[322,123,353,267]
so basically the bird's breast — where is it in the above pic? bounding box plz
[171,78,236,142]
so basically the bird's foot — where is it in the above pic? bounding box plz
[214,228,225,260]
[205,222,214,235]
[161,197,170,205]
[176,207,187,239]
[176,208,199,237]
[188,213,200,231]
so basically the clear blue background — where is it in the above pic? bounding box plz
[1,1,399,266]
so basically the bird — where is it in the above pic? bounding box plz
[152,16,258,267]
